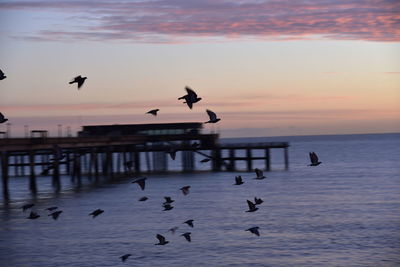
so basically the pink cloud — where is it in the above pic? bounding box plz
[1,0,399,42]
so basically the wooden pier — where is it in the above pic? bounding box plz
[0,124,289,199]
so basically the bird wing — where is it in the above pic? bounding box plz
[0,113,4,120]
[206,109,217,121]
[0,69,4,76]
[255,168,263,178]
[247,200,256,210]
[137,179,146,190]
[312,152,319,162]
[183,233,191,242]
[185,86,198,98]
[156,234,166,243]
[77,79,85,89]
[309,152,317,164]
[186,101,193,109]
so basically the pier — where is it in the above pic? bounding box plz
[0,122,289,198]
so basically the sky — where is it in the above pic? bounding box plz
[0,0,399,138]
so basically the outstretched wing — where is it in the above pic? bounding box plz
[156,234,166,243]
[309,152,318,164]
[206,109,217,121]
[0,69,4,76]
[0,112,4,120]
[255,168,263,178]
[247,200,256,210]
[185,86,198,98]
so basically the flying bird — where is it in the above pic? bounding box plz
[181,232,192,242]
[163,203,174,211]
[132,177,147,190]
[178,86,202,109]
[183,219,194,228]
[254,197,263,205]
[253,168,266,180]
[138,196,148,201]
[27,211,40,219]
[246,226,260,236]
[0,69,6,80]
[89,209,104,218]
[22,203,34,211]
[48,210,63,220]
[168,226,179,234]
[146,109,159,116]
[120,254,131,262]
[155,234,169,245]
[246,200,258,212]
[205,109,221,123]
[234,175,244,185]
[308,152,322,166]
[46,206,58,211]
[180,186,191,196]
[124,160,133,170]
[69,75,87,89]
[200,158,210,163]
[0,112,8,124]
[163,196,174,204]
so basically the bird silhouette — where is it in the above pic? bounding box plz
[205,109,221,123]
[162,203,174,211]
[69,75,87,89]
[132,177,147,190]
[254,197,263,205]
[27,211,40,219]
[183,219,194,228]
[253,168,266,180]
[308,152,322,166]
[181,232,192,242]
[178,86,202,109]
[246,226,260,236]
[234,175,244,185]
[22,203,34,211]
[167,226,179,234]
[0,69,6,80]
[46,206,58,211]
[246,200,258,212]
[200,158,211,163]
[138,196,148,201]
[155,234,169,245]
[146,109,159,116]
[0,112,8,124]
[48,210,63,220]
[120,254,131,262]
[89,209,104,218]
[180,186,191,196]
[124,160,133,170]
[163,196,174,204]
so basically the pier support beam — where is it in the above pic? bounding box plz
[284,147,289,170]
[265,148,271,171]
[246,148,253,171]
[212,148,222,171]
[29,151,37,194]
[1,152,10,199]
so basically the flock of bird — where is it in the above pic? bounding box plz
[2,68,322,263]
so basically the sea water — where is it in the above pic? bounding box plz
[0,133,399,266]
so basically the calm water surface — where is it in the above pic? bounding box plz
[1,133,399,266]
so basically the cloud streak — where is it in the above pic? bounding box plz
[1,0,399,42]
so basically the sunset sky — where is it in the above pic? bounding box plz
[0,0,399,137]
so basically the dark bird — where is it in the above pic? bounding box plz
[124,160,133,171]
[254,197,263,205]
[191,142,200,149]
[246,200,258,212]
[178,86,202,109]
[46,206,58,211]
[181,232,192,242]
[0,69,6,80]
[253,168,266,180]
[168,226,179,234]
[200,158,210,163]
[132,177,147,190]
[246,226,260,236]
[89,209,104,218]
[0,112,8,124]
[163,203,174,211]
[155,234,169,245]
[120,254,132,262]
[167,146,177,160]
[183,219,194,228]
[138,196,148,201]
[180,186,191,196]
[309,152,322,166]
[22,203,34,211]
[163,196,174,204]
[234,175,244,185]
[146,109,159,116]
[27,211,40,219]
[48,210,63,220]
[69,75,87,89]
[205,109,221,123]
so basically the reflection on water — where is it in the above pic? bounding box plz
[0,134,399,266]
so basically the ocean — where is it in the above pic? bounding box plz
[0,133,399,267]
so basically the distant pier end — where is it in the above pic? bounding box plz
[0,122,289,197]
